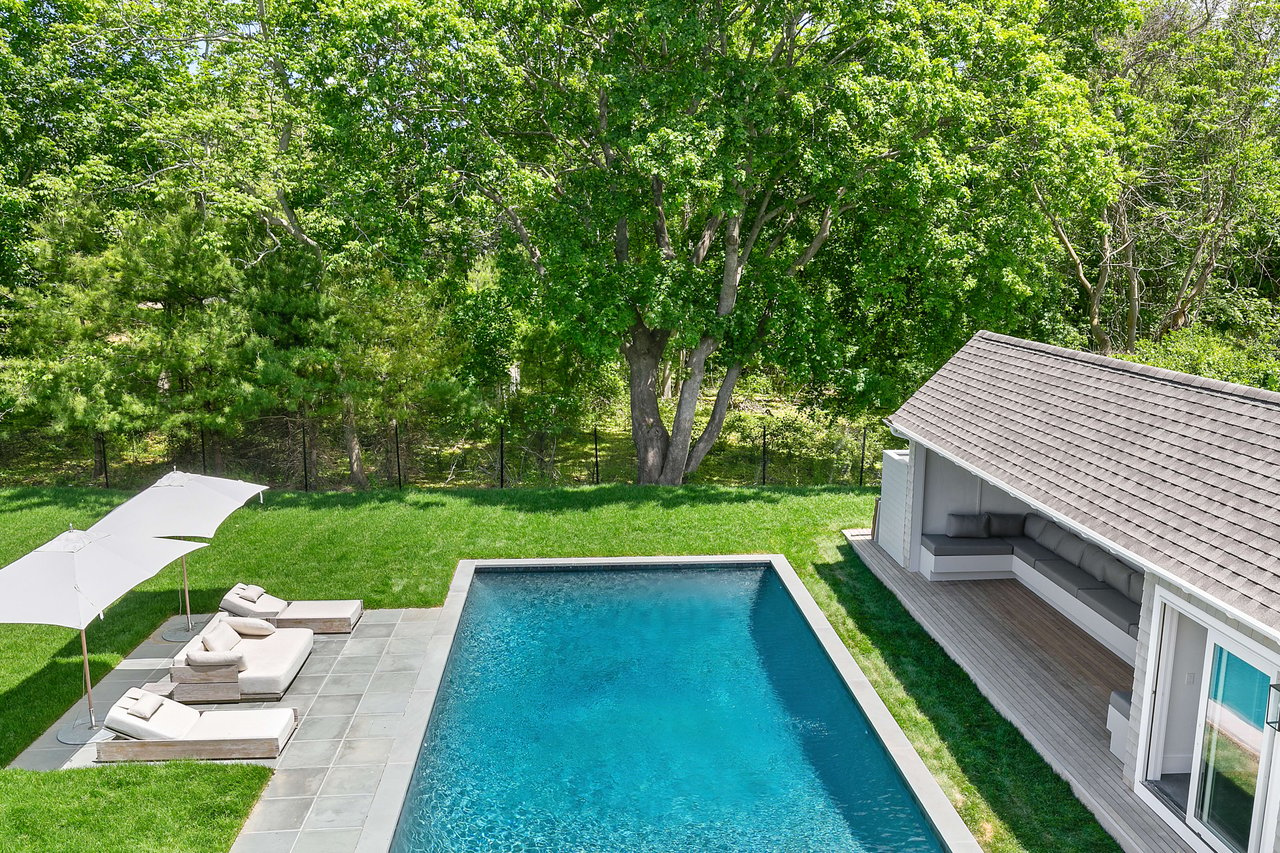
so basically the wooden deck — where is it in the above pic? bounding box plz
[844,529,1192,853]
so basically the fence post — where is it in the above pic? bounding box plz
[199,427,208,475]
[761,421,768,486]
[394,420,403,489]
[301,422,310,492]
[499,424,505,489]
[98,433,110,489]
[593,426,600,485]
[858,425,868,488]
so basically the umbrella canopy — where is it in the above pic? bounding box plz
[0,528,207,740]
[89,471,267,540]
[0,528,207,629]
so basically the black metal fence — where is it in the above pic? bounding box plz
[0,412,903,492]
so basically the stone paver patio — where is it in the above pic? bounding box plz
[9,607,445,853]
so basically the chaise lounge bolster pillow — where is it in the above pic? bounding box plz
[945,513,990,538]
[223,616,276,637]
[186,649,247,671]
[127,691,165,720]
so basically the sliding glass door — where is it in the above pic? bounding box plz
[1191,642,1277,853]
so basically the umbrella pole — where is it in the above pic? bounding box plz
[56,629,102,744]
[181,554,192,631]
[81,629,96,729]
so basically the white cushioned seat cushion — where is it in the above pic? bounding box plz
[236,628,313,696]
[220,584,289,619]
[276,599,363,623]
[186,708,295,743]
[105,689,200,740]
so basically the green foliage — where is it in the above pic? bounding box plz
[1123,326,1280,390]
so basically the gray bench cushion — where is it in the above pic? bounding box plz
[922,534,1012,557]
[946,513,990,538]
[1006,536,1059,566]
[987,513,1026,537]
[1037,559,1109,595]
[1024,513,1049,539]
[1128,571,1145,604]
[1077,587,1141,634]
[1055,533,1088,566]
[1034,522,1069,552]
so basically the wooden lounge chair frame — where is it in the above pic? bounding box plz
[95,708,298,762]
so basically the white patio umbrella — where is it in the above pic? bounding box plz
[0,528,207,744]
[89,471,267,642]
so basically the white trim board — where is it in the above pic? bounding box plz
[888,423,1280,651]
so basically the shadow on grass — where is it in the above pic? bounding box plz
[814,544,1123,853]
[0,486,127,519]
[0,587,212,766]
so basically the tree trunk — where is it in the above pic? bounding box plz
[383,420,398,484]
[685,364,742,476]
[92,432,107,479]
[342,395,368,489]
[659,336,716,484]
[621,322,670,484]
[210,433,225,475]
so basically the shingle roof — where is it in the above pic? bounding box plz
[890,331,1280,629]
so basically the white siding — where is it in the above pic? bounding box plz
[876,450,910,566]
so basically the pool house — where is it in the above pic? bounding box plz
[853,331,1280,853]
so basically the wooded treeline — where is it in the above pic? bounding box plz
[1,0,1278,486]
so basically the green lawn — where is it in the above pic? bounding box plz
[0,485,1119,852]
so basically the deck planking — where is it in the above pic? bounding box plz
[844,529,1194,853]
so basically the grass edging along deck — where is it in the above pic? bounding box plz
[0,485,1116,852]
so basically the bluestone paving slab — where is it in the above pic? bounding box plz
[230,830,299,853]
[291,828,363,853]
[319,765,385,797]
[305,794,376,830]
[242,796,313,833]
[334,738,395,767]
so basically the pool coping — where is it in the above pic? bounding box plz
[355,555,981,853]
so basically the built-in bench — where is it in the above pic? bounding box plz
[920,512,1143,663]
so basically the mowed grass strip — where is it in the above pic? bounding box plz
[0,485,1118,852]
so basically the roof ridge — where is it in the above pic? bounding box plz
[974,331,1280,410]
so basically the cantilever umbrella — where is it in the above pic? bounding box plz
[89,471,267,641]
[0,528,206,743]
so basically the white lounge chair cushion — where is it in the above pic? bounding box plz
[186,708,295,743]
[127,690,164,720]
[186,648,247,671]
[241,584,266,602]
[236,628,313,696]
[202,621,241,653]
[223,616,276,637]
[277,599,363,624]
[105,690,199,740]
[220,584,288,619]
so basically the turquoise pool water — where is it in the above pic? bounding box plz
[391,566,947,852]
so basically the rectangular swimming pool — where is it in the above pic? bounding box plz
[384,557,974,852]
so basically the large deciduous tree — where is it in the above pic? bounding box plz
[314,0,1111,483]
[1034,0,1280,354]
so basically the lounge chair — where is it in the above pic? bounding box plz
[95,687,297,762]
[170,613,313,703]
[220,583,363,633]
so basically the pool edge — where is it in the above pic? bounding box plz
[354,555,981,853]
